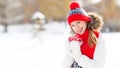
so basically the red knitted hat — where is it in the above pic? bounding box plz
[67,1,91,25]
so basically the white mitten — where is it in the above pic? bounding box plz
[63,41,74,68]
[69,41,82,53]
[69,41,82,60]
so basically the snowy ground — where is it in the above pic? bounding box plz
[0,22,120,68]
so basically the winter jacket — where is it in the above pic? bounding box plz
[63,34,106,68]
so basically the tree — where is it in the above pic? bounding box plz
[0,0,24,33]
[0,0,8,33]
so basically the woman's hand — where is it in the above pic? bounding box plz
[69,40,83,66]
[69,40,82,57]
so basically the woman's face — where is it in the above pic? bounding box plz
[71,21,87,35]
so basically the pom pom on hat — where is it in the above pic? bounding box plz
[67,1,91,26]
[70,1,80,10]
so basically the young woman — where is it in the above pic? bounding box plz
[63,1,105,68]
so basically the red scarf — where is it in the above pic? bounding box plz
[69,30,99,59]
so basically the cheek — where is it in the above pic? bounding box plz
[82,23,87,29]
[85,24,87,29]
[71,27,78,32]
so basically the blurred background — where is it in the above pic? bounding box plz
[0,0,120,33]
[0,0,120,68]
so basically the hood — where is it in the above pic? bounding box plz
[87,12,104,31]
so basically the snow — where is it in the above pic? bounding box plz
[0,22,120,68]
[103,33,120,68]
[32,12,45,20]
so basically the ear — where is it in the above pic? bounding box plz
[88,12,104,31]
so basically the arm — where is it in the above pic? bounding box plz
[72,35,106,68]
[63,41,74,68]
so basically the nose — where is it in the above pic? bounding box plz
[76,24,80,28]
[74,25,80,31]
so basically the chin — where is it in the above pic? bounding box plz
[77,32,84,35]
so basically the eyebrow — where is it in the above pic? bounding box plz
[76,21,81,23]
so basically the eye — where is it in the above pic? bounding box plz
[71,24,75,27]
[77,22,81,24]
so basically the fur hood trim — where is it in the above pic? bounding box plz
[87,12,104,31]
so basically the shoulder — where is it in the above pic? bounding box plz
[97,33,105,43]
[94,33,106,60]
[96,33,106,51]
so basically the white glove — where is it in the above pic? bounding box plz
[69,41,82,60]
[63,41,74,68]
[69,41,82,53]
